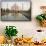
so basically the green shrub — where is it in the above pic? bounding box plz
[5,26,18,39]
[36,14,46,21]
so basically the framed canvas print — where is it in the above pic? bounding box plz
[1,0,31,21]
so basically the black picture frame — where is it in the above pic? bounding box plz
[1,0,31,21]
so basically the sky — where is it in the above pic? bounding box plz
[1,1,30,11]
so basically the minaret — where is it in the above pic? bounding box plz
[7,3,8,9]
[22,2,23,11]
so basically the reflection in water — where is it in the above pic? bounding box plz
[1,13,29,21]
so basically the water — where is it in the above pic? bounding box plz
[1,13,29,21]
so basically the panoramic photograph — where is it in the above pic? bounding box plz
[1,1,31,21]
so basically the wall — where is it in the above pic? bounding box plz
[0,0,46,42]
